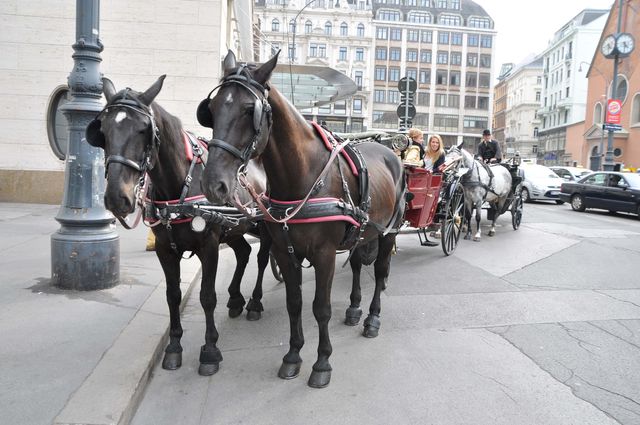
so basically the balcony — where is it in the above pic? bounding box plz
[536,106,551,116]
[557,97,572,109]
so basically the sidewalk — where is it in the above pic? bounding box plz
[0,202,202,425]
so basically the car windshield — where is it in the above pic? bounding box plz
[524,167,560,179]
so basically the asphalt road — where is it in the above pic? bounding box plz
[133,202,640,425]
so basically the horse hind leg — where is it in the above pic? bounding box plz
[473,204,482,241]
[345,246,363,326]
[246,224,272,321]
[225,236,251,318]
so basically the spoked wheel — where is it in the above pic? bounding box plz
[441,184,465,256]
[269,253,283,282]
[511,187,524,230]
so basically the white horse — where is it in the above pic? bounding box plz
[446,143,512,241]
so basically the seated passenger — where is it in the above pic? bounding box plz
[403,128,425,167]
[424,134,446,173]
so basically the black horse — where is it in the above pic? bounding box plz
[197,51,406,388]
[85,75,272,376]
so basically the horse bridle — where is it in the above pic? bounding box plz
[198,66,272,165]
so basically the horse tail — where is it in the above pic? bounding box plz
[383,163,407,235]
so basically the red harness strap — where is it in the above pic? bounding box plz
[309,121,358,176]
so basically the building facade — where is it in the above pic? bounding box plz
[576,1,640,171]
[0,0,251,203]
[536,8,608,165]
[254,0,373,133]
[370,0,496,148]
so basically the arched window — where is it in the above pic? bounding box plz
[408,11,431,23]
[305,20,312,34]
[325,21,332,35]
[613,74,629,103]
[631,93,640,125]
[289,19,296,34]
[357,23,365,37]
[271,19,280,32]
[594,102,603,124]
[340,22,348,36]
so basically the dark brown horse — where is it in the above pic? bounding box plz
[197,51,406,388]
[85,75,272,376]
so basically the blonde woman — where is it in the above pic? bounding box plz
[402,128,425,166]
[424,134,446,173]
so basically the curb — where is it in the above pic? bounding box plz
[53,265,202,425]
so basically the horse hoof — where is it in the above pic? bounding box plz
[278,361,302,380]
[198,362,219,376]
[246,310,262,321]
[344,307,362,326]
[228,307,243,318]
[464,234,471,240]
[363,315,380,338]
[162,352,182,370]
[488,231,495,237]
[308,370,331,388]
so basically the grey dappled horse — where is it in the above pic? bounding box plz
[446,143,512,241]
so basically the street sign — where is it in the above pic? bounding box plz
[606,99,622,124]
[397,104,416,120]
[397,77,417,93]
[603,123,623,132]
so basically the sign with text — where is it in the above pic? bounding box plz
[606,99,622,124]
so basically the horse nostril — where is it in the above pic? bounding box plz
[216,182,228,198]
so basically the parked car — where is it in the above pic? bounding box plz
[559,171,640,217]
[519,164,565,204]
[549,166,592,182]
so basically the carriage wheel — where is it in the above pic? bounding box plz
[511,188,523,230]
[269,253,284,282]
[441,184,465,256]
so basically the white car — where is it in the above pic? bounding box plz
[520,164,565,204]
[549,166,592,182]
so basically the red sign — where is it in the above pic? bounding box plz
[606,99,622,124]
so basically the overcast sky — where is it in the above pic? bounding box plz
[476,0,614,76]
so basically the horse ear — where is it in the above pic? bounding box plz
[102,78,116,102]
[139,75,166,106]
[456,141,464,150]
[253,51,279,85]
[223,50,237,75]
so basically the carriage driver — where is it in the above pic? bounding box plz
[477,129,502,163]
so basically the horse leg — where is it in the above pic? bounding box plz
[246,225,272,321]
[308,251,337,388]
[473,203,482,241]
[273,249,305,381]
[345,247,363,326]
[463,203,473,240]
[156,247,183,370]
[196,241,222,376]
[225,236,250,318]
[363,234,395,338]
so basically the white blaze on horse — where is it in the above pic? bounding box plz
[446,142,512,241]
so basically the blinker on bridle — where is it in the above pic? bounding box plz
[202,66,271,164]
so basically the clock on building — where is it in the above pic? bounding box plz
[616,33,635,56]
[601,34,616,57]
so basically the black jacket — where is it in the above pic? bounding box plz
[477,139,502,163]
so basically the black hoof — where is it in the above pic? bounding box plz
[464,234,471,240]
[363,315,381,338]
[198,362,219,376]
[278,361,302,380]
[308,369,331,388]
[162,352,182,370]
[228,307,243,318]
[344,307,362,326]
[246,310,262,321]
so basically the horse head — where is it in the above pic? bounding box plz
[198,50,278,205]
[85,75,165,217]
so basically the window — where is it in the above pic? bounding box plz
[614,75,629,103]
[355,48,364,61]
[420,50,432,63]
[594,102,603,124]
[271,19,280,32]
[480,35,492,48]
[340,22,348,36]
[376,47,387,60]
[463,115,488,130]
[467,54,478,66]
[535,91,541,101]
[464,95,476,108]
[318,44,326,57]
[354,71,363,89]
[437,0,447,7]
[390,28,402,40]
[407,30,420,42]
[419,69,431,84]
[376,27,388,40]
[375,67,387,81]
[566,87,570,97]
[289,19,296,33]
[339,47,347,61]
[357,23,365,37]
[406,68,417,80]
[632,93,640,125]
[407,49,418,62]
[388,90,399,103]
[324,21,332,35]
[353,98,363,113]
[468,17,491,28]
[449,71,460,86]
[377,10,401,21]
[433,114,459,131]
[309,44,318,57]
[421,30,432,43]
[389,67,401,82]
[390,48,401,61]
[439,14,461,26]
[479,54,491,68]
[448,94,460,107]
[466,72,477,87]
[437,51,448,64]
[305,20,312,33]
[374,90,386,103]
[417,92,430,106]
[334,100,346,115]
[479,73,490,88]
[435,93,448,107]
[583,173,607,186]
[408,12,432,23]
[436,69,448,85]
[438,31,450,44]
[450,0,460,9]
[467,34,478,47]
[450,52,462,65]
[451,32,462,45]
[477,96,489,109]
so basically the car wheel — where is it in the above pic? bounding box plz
[570,194,586,212]
[555,200,565,205]
[521,187,530,203]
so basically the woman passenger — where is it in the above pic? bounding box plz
[424,134,446,173]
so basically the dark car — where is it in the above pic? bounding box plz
[559,171,640,217]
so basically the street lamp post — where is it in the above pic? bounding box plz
[51,0,120,290]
